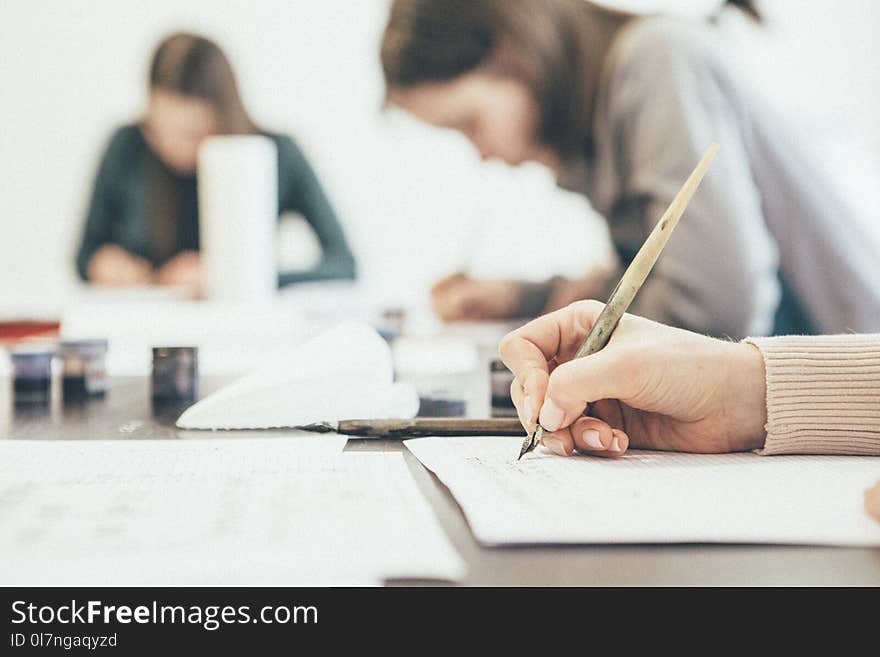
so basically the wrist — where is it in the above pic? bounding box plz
[725,341,768,451]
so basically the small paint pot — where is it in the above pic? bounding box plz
[151,347,198,403]
[59,339,109,400]
[11,346,55,404]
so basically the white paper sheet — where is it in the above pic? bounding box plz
[177,321,419,429]
[406,436,880,547]
[0,438,464,585]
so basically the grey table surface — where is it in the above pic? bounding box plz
[2,374,879,586]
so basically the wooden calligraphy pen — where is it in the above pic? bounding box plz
[518,143,720,459]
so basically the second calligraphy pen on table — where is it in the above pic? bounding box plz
[518,143,720,460]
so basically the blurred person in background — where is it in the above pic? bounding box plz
[76,32,355,294]
[381,0,880,338]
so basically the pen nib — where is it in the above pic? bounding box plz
[517,427,541,460]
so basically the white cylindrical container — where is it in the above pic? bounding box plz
[198,135,278,303]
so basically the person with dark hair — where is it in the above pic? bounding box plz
[77,32,356,292]
[381,0,880,338]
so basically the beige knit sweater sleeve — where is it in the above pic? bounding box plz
[744,334,880,456]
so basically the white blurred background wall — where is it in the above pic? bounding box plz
[1,0,877,306]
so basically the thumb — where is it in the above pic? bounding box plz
[538,352,626,433]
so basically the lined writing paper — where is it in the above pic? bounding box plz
[406,436,880,546]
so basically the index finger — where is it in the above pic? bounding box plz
[498,300,604,418]
[499,300,604,379]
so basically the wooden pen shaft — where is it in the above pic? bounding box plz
[523,144,719,457]
[574,143,719,360]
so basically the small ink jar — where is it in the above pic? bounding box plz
[151,347,198,403]
[60,339,109,400]
[11,346,55,404]
[490,359,517,417]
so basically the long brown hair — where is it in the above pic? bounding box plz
[381,0,761,160]
[149,32,258,134]
[146,33,259,262]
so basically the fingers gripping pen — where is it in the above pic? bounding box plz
[518,144,719,460]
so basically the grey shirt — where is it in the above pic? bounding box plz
[561,17,880,338]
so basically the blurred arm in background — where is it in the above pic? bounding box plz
[276,136,356,287]
[75,129,154,287]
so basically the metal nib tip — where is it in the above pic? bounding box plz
[517,425,545,461]
[517,433,535,461]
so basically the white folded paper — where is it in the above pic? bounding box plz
[177,321,419,429]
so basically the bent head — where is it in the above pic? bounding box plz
[388,73,542,166]
[144,33,256,174]
[381,0,626,171]
[382,0,759,170]
[146,89,218,173]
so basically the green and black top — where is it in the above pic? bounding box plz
[75,125,356,286]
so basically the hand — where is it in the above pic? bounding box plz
[866,481,880,522]
[499,300,767,457]
[155,251,203,295]
[87,244,154,286]
[431,273,526,321]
